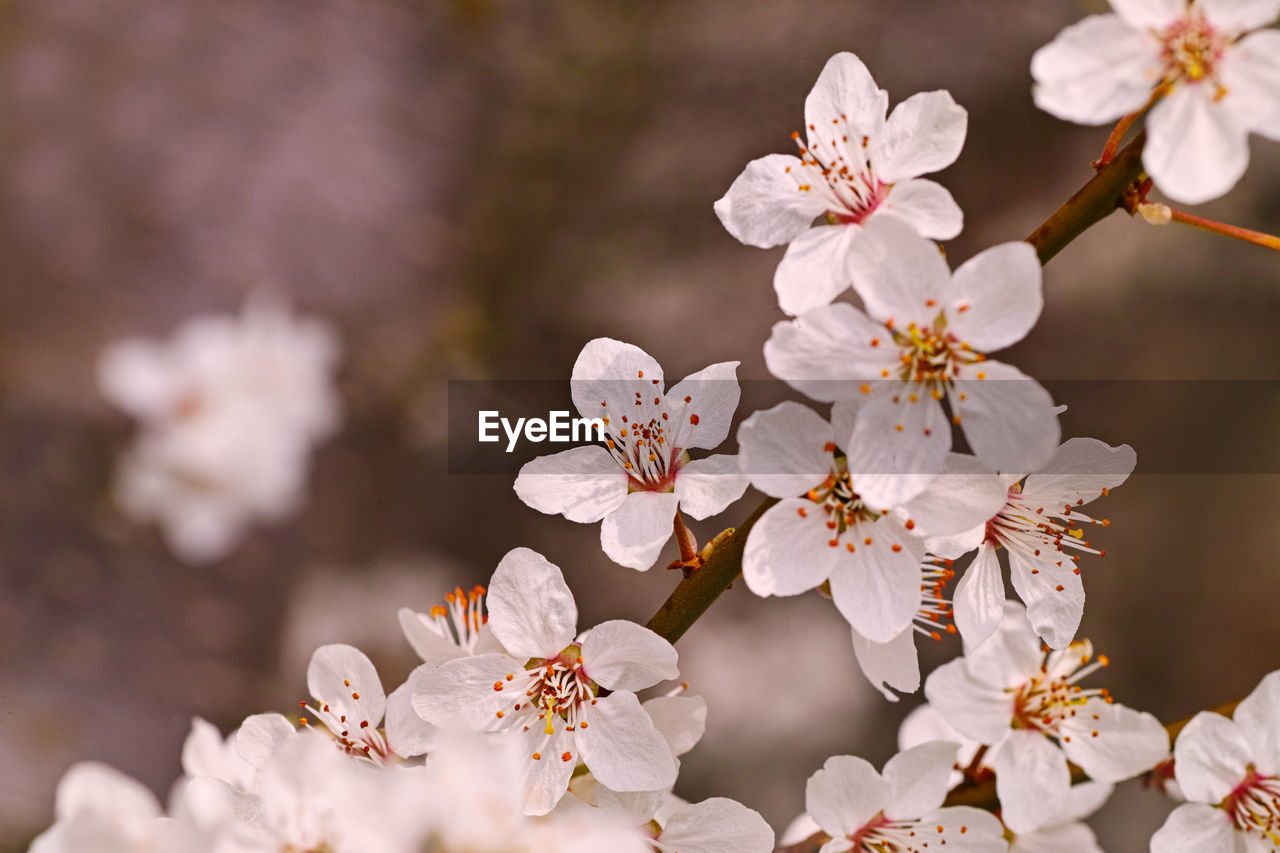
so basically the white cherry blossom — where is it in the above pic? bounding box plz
[802,742,1007,853]
[29,763,165,853]
[515,338,748,571]
[715,51,968,316]
[412,547,680,815]
[1031,0,1280,203]
[927,438,1137,650]
[924,602,1168,834]
[764,218,1058,507]
[398,582,506,663]
[737,401,1005,643]
[1151,669,1280,853]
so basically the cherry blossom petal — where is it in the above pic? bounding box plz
[1109,0,1185,28]
[234,713,296,770]
[1200,0,1280,33]
[763,304,901,402]
[571,338,664,420]
[655,798,776,853]
[412,653,529,730]
[397,608,465,664]
[1030,14,1160,123]
[898,453,1007,538]
[1174,712,1253,803]
[743,498,843,596]
[946,241,1042,352]
[1145,84,1250,205]
[55,762,163,827]
[1022,438,1136,507]
[844,391,950,509]
[1012,821,1104,853]
[601,491,681,570]
[181,718,249,787]
[578,691,677,794]
[1149,803,1239,853]
[846,216,950,328]
[665,361,742,452]
[643,695,708,757]
[952,359,1060,475]
[874,91,967,183]
[1219,30,1280,139]
[1007,547,1085,650]
[307,644,386,731]
[1060,700,1169,782]
[965,601,1043,688]
[1234,670,1280,774]
[882,741,958,818]
[804,52,888,141]
[521,726,576,816]
[774,225,861,316]
[920,806,1008,853]
[674,455,750,519]
[737,402,833,498]
[993,729,1072,834]
[580,620,679,692]
[713,153,829,248]
[924,521,987,560]
[851,624,920,702]
[923,659,1014,744]
[488,548,578,656]
[97,340,184,421]
[805,755,892,839]
[878,179,963,241]
[384,672,437,758]
[952,542,1007,651]
[828,519,924,642]
[514,446,631,523]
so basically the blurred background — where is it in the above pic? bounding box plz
[1,0,1278,849]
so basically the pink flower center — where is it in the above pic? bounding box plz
[1160,15,1227,86]
[787,116,887,224]
[1224,769,1280,842]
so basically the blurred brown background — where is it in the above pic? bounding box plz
[1,0,1278,849]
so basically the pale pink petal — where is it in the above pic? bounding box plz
[953,543,1007,651]
[1145,84,1250,204]
[851,625,920,702]
[666,361,742,451]
[411,653,529,730]
[875,91,967,183]
[1200,0,1280,33]
[580,620,679,692]
[514,446,630,523]
[674,455,749,520]
[655,798,776,853]
[952,360,1060,475]
[1234,670,1280,775]
[1109,0,1185,28]
[736,402,833,498]
[804,53,888,140]
[578,691,677,794]
[97,339,184,421]
[774,225,861,316]
[897,453,1007,538]
[877,179,963,240]
[1022,437,1136,507]
[1012,821,1104,853]
[946,241,1043,352]
[55,762,163,825]
[1219,30,1280,139]
[964,600,1043,688]
[1030,14,1160,123]
[846,216,950,328]
[234,713,296,770]
[521,726,576,816]
[921,806,1008,852]
[488,547,578,656]
[742,498,842,596]
[1008,547,1085,649]
[643,695,708,757]
[398,607,465,663]
[844,391,950,509]
[828,518,924,642]
[882,741,958,818]
[1150,803,1239,853]
[571,338,664,420]
[993,730,1072,834]
[923,659,1014,745]
[307,644,386,730]
[1060,700,1169,782]
[601,491,682,570]
[1174,712,1252,803]
[384,672,437,758]
[714,153,828,248]
[804,754,892,839]
[763,304,901,402]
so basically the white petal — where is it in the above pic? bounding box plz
[234,713,296,770]
[1150,803,1239,853]
[307,644,386,731]
[571,338,664,420]
[846,216,950,328]
[882,741,958,819]
[925,521,987,560]
[742,499,842,596]
[1109,0,1185,28]
[780,813,823,846]
[805,754,891,839]
[736,402,834,498]
[1234,670,1280,775]
[1057,780,1115,823]
[1173,712,1252,803]
[666,361,742,452]
[643,694,708,757]
[1013,821,1104,853]
[844,391,950,509]
[805,52,888,139]
[97,339,183,421]
[946,241,1043,352]
[1200,0,1280,32]
[55,762,163,824]
[851,625,921,702]
[875,90,967,183]
[674,455,749,520]
[828,518,924,642]
[953,360,1060,475]
[898,453,1007,538]
[514,446,630,523]
[1060,700,1169,783]
[993,730,1071,834]
[878,179,963,240]
[964,600,1044,688]
[1145,84,1250,204]
[1221,31,1280,140]
[522,727,576,816]
[714,153,828,247]
[580,620,679,692]
[923,658,1014,745]
[1022,437,1136,506]
[578,691,677,793]
[601,491,681,570]
[774,226,861,316]
[1030,14,1160,124]
[180,717,236,782]
[384,671,438,758]
[398,607,465,664]
[594,784,666,824]
[921,806,1008,853]
[488,547,578,656]
[953,542,1007,651]
[656,798,776,853]
[411,653,529,729]
[1008,548,1085,650]
[763,304,900,402]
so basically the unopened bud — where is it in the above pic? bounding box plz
[1139,202,1172,225]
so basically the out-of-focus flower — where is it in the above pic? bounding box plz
[926,438,1137,650]
[715,51,967,316]
[98,296,340,564]
[28,763,165,853]
[1151,669,1280,853]
[399,583,506,662]
[764,219,1057,507]
[924,602,1168,834]
[515,338,748,571]
[412,547,680,815]
[1031,0,1280,204]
